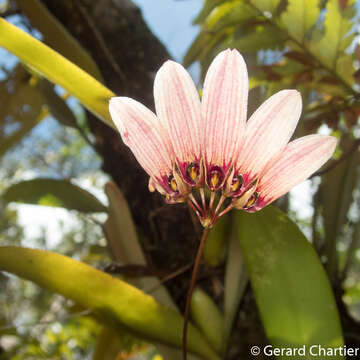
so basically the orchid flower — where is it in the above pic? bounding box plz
[109,49,337,228]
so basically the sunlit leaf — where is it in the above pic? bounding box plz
[237,207,344,358]
[191,288,223,353]
[281,0,320,43]
[251,0,281,14]
[93,327,132,360]
[0,19,115,127]
[0,247,219,360]
[184,30,228,69]
[2,178,107,213]
[104,182,191,360]
[203,215,229,267]
[314,0,355,70]
[231,25,286,53]
[336,55,355,86]
[193,0,224,25]
[210,2,256,33]
[223,218,248,350]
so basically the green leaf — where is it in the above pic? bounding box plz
[37,80,78,128]
[281,0,320,43]
[204,1,241,29]
[210,2,256,33]
[184,30,228,68]
[105,181,144,264]
[319,135,359,280]
[0,19,115,128]
[17,0,103,81]
[252,0,281,14]
[191,288,224,353]
[104,181,192,360]
[203,215,229,267]
[231,25,286,53]
[315,0,355,70]
[0,247,219,360]
[223,217,248,350]
[184,1,243,67]
[2,178,107,213]
[336,55,355,86]
[237,207,344,359]
[0,65,45,157]
[93,327,124,360]
[193,0,224,25]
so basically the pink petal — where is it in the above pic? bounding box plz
[202,49,248,170]
[237,90,302,182]
[109,97,172,180]
[154,60,202,164]
[257,134,337,206]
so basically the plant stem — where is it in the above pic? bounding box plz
[183,227,211,360]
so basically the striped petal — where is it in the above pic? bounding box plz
[256,135,337,207]
[154,60,202,161]
[237,90,302,183]
[202,49,248,171]
[109,97,172,181]
[154,60,202,184]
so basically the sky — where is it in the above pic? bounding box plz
[132,0,202,61]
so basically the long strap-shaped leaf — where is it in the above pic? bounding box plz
[0,246,219,360]
[237,206,344,360]
[0,19,115,128]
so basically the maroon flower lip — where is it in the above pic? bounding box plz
[109,49,337,228]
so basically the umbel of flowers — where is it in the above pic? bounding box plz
[109,49,336,228]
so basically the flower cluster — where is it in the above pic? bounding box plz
[109,49,337,228]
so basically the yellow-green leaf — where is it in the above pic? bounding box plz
[191,288,223,353]
[315,0,355,69]
[193,0,224,25]
[252,0,281,14]
[0,65,45,157]
[281,0,320,43]
[237,207,344,359]
[203,215,229,267]
[37,80,78,128]
[0,19,115,127]
[104,181,193,360]
[231,25,286,53]
[211,2,256,33]
[223,219,248,350]
[2,178,107,213]
[0,247,219,360]
[17,0,103,81]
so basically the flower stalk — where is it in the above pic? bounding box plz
[183,227,211,360]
